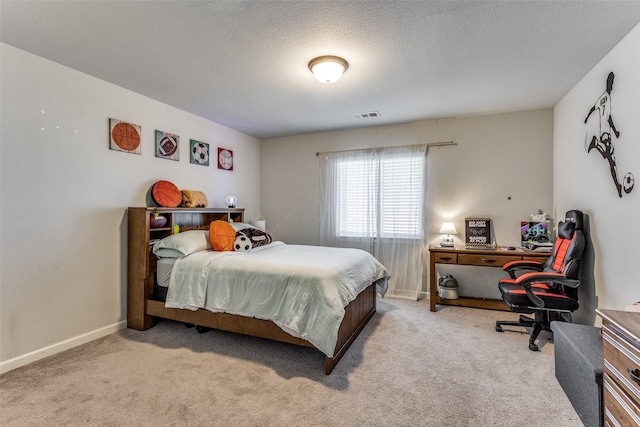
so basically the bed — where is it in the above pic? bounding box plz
[127,207,389,374]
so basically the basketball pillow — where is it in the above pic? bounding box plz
[152,180,182,207]
[209,220,236,251]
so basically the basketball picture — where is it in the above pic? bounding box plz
[109,118,141,154]
[155,130,179,161]
[218,147,233,171]
[190,140,209,166]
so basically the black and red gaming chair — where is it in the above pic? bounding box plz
[495,210,585,351]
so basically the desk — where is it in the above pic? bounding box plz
[429,245,549,312]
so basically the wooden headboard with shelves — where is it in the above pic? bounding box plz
[127,207,244,330]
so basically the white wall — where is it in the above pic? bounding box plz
[261,109,554,295]
[554,23,640,323]
[0,44,262,371]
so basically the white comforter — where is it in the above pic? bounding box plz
[165,242,389,356]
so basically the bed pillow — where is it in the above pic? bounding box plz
[230,222,258,232]
[209,220,236,251]
[153,230,211,258]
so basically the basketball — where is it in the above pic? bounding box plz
[209,220,236,251]
[152,180,182,207]
[112,122,140,151]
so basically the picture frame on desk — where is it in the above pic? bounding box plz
[465,217,493,248]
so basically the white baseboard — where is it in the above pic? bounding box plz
[0,320,127,375]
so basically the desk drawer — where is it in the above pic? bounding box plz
[603,325,640,402]
[603,372,640,425]
[458,254,515,267]
[433,253,457,264]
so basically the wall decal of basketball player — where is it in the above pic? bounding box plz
[584,72,634,197]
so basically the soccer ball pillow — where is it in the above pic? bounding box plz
[234,234,252,252]
[237,227,272,248]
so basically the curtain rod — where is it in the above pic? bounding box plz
[316,141,455,157]
[427,141,456,148]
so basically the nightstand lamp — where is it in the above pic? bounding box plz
[439,221,457,247]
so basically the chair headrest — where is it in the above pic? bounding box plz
[558,221,576,240]
[564,210,584,230]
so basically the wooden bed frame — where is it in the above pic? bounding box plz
[127,207,377,374]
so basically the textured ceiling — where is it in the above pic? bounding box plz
[2,1,640,139]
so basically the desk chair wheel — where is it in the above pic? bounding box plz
[495,324,504,332]
[529,342,539,351]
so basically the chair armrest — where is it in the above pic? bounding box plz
[502,260,544,279]
[515,272,580,308]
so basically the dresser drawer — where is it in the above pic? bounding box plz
[603,324,640,402]
[603,371,640,426]
[458,254,515,267]
[433,253,457,264]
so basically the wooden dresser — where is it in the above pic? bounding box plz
[596,309,640,426]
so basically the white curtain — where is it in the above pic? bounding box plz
[319,145,428,300]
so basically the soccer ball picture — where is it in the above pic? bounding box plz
[234,235,251,252]
[623,172,635,194]
[190,140,209,166]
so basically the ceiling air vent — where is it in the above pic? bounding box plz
[351,111,381,119]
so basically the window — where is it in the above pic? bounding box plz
[336,151,425,239]
[319,144,428,300]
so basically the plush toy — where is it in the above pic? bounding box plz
[237,227,272,248]
[233,234,252,252]
[152,180,182,207]
[180,190,208,208]
[209,220,236,251]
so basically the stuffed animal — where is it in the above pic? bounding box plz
[180,190,208,208]
[234,234,252,252]
[209,220,236,251]
[237,227,272,248]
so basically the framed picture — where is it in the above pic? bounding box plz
[218,147,233,171]
[155,130,179,161]
[190,140,209,166]
[465,217,492,247]
[109,118,141,154]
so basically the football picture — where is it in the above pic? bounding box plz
[190,140,209,166]
[155,130,179,161]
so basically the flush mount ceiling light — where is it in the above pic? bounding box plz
[308,55,349,84]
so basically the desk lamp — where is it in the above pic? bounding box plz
[439,221,457,247]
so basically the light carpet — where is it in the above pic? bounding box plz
[0,298,583,426]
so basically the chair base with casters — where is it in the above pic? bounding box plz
[495,278,579,351]
[495,309,572,351]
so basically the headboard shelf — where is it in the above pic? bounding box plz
[127,207,245,329]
